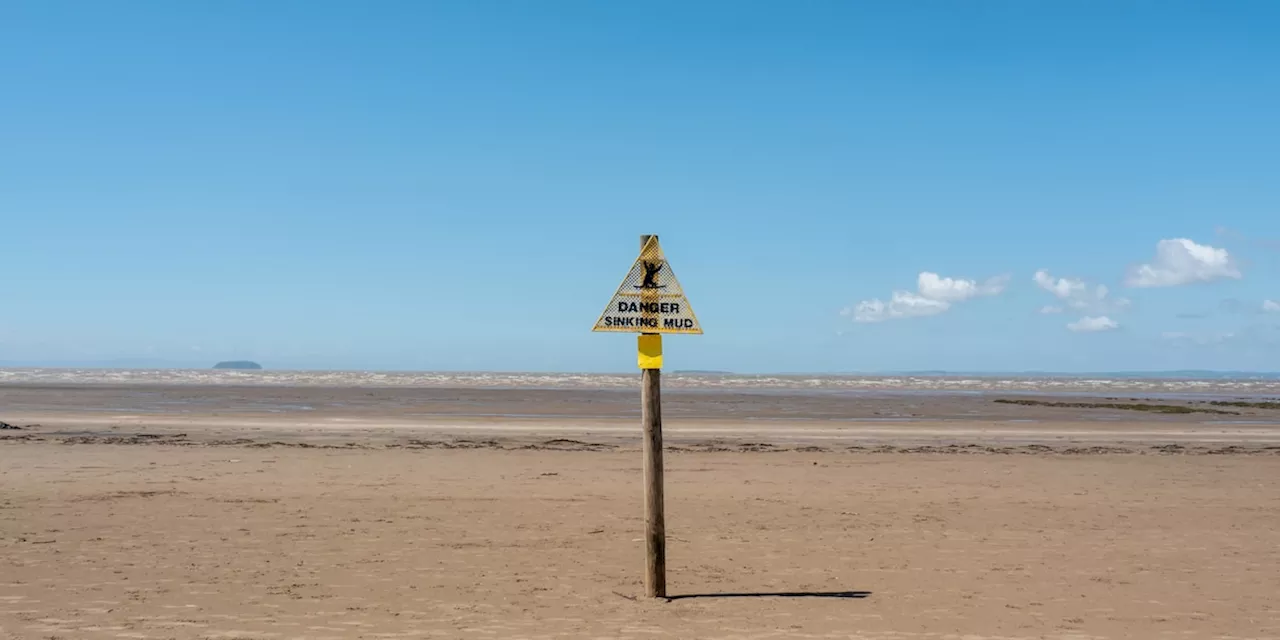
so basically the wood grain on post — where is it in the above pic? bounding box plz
[640,234,667,598]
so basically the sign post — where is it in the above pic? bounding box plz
[593,234,702,598]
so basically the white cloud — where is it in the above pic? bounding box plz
[1033,269,1126,312]
[1033,270,1087,301]
[918,272,1009,302]
[847,271,1006,323]
[1264,300,1280,313]
[847,291,951,322]
[1125,238,1241,287]
[1067,316,1119,332]
[1039,305,1064,314]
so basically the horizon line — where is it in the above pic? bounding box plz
[2,362,1279,378]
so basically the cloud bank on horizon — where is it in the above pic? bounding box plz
[845,237,1265,335]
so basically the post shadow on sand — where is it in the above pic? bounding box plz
[664,590,871,601]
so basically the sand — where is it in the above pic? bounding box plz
[3,383,1280,639]
[3,444,1279,639]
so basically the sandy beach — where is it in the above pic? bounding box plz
[3,379,1280,639]
[9,1,1278,637]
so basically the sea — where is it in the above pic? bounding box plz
[1,368,1279,398]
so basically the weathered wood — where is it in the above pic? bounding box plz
[640,233,666,599]
[642,367,665,598]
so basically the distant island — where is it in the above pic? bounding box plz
[212,361,263,370]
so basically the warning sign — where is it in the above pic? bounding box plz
[593,237,702,335]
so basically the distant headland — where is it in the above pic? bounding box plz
[212,361,263,370]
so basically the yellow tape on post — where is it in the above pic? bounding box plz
[638,334,663,370]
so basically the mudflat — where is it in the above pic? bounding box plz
[3,383,1280,452]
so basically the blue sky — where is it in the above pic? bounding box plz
[3,1,1279,373]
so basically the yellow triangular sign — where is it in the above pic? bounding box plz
[593,237,702,334]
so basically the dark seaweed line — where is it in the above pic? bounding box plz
[1207,400,1280,409]
[993,399,1239,415]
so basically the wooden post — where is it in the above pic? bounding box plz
[640,234,666,598]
